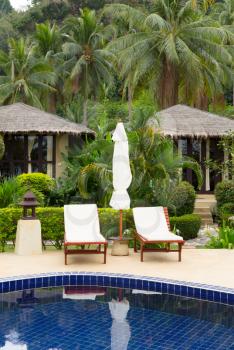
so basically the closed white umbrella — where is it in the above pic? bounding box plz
[110,122,132,239]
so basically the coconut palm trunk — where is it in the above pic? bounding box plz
[159,60,179,108]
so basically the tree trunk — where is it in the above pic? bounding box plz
[49,93,57,113]
[158,59,178,109]
[83,98,88,125]
[194,92,209,111]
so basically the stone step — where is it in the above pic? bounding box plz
[194,207,211,214]
[201,220,214,226]
[194,202,214,208]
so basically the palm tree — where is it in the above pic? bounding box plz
[34,21,65,112]
[0,38,56,107]
[62,8,115,124]
[211,0,234,106]
[105,2,233,109]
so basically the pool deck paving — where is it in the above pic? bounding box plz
[0,248,234,289]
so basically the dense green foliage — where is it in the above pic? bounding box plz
[170,181,196,216]
[17,173,55,196]
[0,1,232,116]
[206,225,234,249]
[0,207,201,251]
[0,0,12,14]
[215,181,234,213]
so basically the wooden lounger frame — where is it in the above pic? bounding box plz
[64,238,108,265]
[134,207,184,262]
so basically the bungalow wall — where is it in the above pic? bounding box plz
[0,133,71,179]
[176,136,231,193]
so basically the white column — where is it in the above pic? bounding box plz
[223,147,229,181]
[205,138,210,191]
[178,139,183,181]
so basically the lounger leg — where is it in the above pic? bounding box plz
[140,243,144,262]
[104,244,107,264]
[178,243,182,262]
[134,236,137,252]
[65,249,67,265]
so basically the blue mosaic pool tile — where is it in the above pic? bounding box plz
[181,285,188,297]
[62,275,70,285]
[174,284,180,295]
[0,272,233,305]
[104,276,110,286]
[9,280,15,292]
[49,276,56,287]
[116,277,123,288]
[207,290,214,302]
[55,275,62,286]
[16,279,23,290]
[90,275,97,285]
[123,278,129,288]
[227,293,234,305]
[70,274,77,285]
[76,274,83,285]
[22,279,29,289]
[136,279,143,290]
[97,275,104,286]
[201,289,207,300]
[194,288,201,299]
[220,292,228,304]
[214,291,221,302]
[161,282,167,293]
[143,280,148,290]
[110,276,117,287]
[187,286,194,298]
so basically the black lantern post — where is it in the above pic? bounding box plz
[20,191,39,220]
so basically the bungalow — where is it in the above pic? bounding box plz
[0,103,233,194]
[0,103,94,178]
[156,105,234,193]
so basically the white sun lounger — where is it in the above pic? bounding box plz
[133,206,184,262]
[64,204,107,265]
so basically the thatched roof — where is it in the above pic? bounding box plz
[154,104,234,138]
[0,103,94,135]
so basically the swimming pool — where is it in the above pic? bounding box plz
[0,283,233,350]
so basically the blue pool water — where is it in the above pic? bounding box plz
[0,286,233,350]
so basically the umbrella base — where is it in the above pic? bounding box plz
[111,238,129,256]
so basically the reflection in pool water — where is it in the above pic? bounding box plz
[0,286,233,350]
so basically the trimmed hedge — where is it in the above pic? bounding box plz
[0,207,201,251]
[170,214,201,240]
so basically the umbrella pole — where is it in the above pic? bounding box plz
[119,209,123,240]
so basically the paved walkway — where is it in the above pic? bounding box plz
[0,249,233,289]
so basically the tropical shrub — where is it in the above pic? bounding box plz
[170,181,196,216]
[206,226,234,249]
[219,202,234,222]
[215,181,234,210]
[0,177,45,208]
[170,214,201,240]
[0,207,200,251]
[17,173,55,195]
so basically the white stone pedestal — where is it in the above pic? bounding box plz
[15,219,42,255]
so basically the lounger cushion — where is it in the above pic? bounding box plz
[133,206,183,241]
[64,204,106,243]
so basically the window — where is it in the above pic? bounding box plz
[0,135,56,178]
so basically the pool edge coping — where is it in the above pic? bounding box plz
[0,272,233,305]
